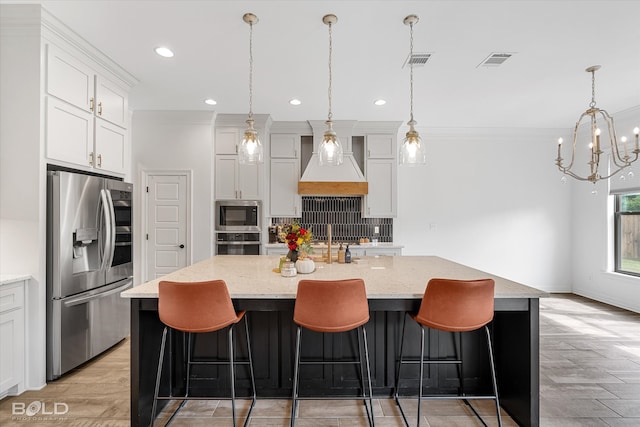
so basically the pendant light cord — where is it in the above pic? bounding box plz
[409,21,414,123]
[590,68,596,109]
[248,20,254,119]
[328,21,333,121]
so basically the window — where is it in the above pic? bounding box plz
[615,193,640,276]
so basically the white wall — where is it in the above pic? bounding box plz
[395,127,573,293]
[571,106,640,313]
[0,5,48,390]
[131,111,215,284]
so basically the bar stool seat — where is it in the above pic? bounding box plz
[150,280,256,427]
[394,278,501,427]
[291,278,375,427]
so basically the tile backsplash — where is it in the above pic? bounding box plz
[271,196,393,243]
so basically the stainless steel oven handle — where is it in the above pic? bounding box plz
[216,241,261,245]
[63,279,133,307]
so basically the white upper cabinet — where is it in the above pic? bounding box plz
[45,44,130,175]
[215,127,239,155]
[270,158,301,217]
[271,134,299,158]
[95,76,128,128]
[215,126,263,200]
[46,45,94,113]
[367,134,395,158]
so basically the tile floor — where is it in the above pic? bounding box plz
[0,294,639,426]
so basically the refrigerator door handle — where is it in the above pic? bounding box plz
[105,188,117,270]
[99,189,115,271]
[63,279,133,307]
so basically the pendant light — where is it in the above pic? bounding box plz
[238,13,263,165]
[318,14,343,166]
[399,15,426,166]
[556,65,639,183]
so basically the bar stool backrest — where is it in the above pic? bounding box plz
[414,278,495,332]
[158,280,240,333]
[294,278,370,333]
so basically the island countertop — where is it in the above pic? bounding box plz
[121,255,546,299]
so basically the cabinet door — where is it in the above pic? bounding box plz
[215,155,239,199]
[46,97,93,167]
[46,44,95,113]
[238,162,262,200]
[270,158,301,217]
[95,76,128,128]
[367,134,395,158]
[95,119,126,174]
[215,128,239,155]
[271,134,299,158]
[364,159,396,217]
[0,282,25,395]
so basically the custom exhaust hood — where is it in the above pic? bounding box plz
[298,120,368,195]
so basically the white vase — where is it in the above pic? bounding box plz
[295,258,315,274]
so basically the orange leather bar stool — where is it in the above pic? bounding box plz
[150,280,256,427]
[394,278,501,427]
[291,279,375,427]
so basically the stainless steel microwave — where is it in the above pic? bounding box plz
[215,200,261,231]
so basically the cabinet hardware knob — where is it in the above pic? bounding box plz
[97,154,102,167]
[89,152,94,166]
[178,244,185,249]
[98,102,103,115]
[90,97,95,112]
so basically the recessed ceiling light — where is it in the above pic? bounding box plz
[374,99,387,106]
[289,99,302,106]
[204,98,217,106]
[154,46,174,58]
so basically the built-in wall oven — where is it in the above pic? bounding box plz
[216,232,261,255]
[215,200,261,232]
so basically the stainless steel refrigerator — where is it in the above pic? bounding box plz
[46,170,133,380]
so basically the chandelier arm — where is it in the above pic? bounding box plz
[409,21,414,123]
[248,20,254,119]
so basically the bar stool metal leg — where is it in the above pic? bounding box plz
[486,325,502,427]
[290,326,302,427]
[360,325,375,427]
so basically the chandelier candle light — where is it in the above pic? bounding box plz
[399,14,426,166]
[556,65,639,183]
[238,13,263,165]
[318,14,344,167]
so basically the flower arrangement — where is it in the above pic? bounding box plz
[282,222,313,258]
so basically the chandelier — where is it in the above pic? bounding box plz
[399,14,426,166]
[318,14,344,166]
[238,13,263,165]
[556,65,639,183]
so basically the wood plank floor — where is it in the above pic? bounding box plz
[1,294,639,426]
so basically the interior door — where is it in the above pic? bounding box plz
[146,173,189,280]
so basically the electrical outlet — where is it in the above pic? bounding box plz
[374,226,379,234]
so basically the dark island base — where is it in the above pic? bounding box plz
[131,298,539,427]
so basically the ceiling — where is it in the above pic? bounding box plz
[4,0,640,129]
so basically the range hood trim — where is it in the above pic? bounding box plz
[298,181,368,195]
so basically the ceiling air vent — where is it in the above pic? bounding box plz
[403,52,432,68]
[478,52,514,67]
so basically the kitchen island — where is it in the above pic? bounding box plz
[123,255,546,427]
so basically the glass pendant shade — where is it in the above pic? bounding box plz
[399,120,426,165]
[238,119,263,165]
[318,120,343,166]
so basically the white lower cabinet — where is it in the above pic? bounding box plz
[0,280,26,397]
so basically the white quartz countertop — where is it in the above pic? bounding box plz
[0,274,31,286]
[122,255,546,300]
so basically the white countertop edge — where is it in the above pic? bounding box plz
[122,291,545,299]
[0,274,32,286]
